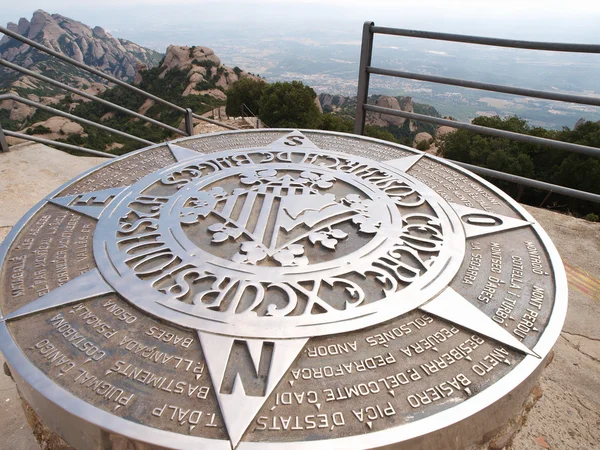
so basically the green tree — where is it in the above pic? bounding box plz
[258,81,320,128]
[364,125,399,144]
[317,114,353,133]
[441,116,548,181]
[225,77,267,117]
[439,115,600,214]
[316,114,398,143]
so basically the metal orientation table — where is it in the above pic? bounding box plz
[0,130,567,449]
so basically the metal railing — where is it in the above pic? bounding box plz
[1,127,115,158]
[0,25,238,155]
[0,94,153,145]
[241,103,268,128]
[354,22,600,203]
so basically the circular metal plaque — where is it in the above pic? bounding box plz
[0,130,567,450]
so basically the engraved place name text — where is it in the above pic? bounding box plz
[291,353,396,380]
[365,315,434,347]
[48,313,106,360]
[107,360,210,398]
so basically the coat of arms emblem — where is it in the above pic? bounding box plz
[180,168,387,267]
[95,148,463,337]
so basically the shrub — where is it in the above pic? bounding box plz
[192,59,218,69]
[258,81,320,128]
[26,125,52,135]
[416,139,431,151]
[225,78,267,117]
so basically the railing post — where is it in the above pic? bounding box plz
[0,123,9,153]
[354,21,375,135]
[184,108,195,136]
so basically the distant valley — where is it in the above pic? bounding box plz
[123,22,590,131]
[2,9,599,137]
[4,10,598,130]
[212,34,600,130]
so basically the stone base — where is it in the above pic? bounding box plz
[20,398,73,450]
[10,354,553,450]
[3,363,73,450]
[472,351,554,450]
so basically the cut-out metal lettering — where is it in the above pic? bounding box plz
[284,135,305,146]
[221,340,274,396]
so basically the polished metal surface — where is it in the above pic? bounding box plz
[0,129,567,449]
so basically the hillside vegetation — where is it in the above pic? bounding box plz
[8,44,260,154]
[1,10,597,218]
[0,9,162,125]
[439,116,600,217]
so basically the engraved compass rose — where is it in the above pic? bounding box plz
[0,130,566,450]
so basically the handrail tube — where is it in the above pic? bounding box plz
[191,112,238,130]
[367,66,600,107]
[0,94,154,145]
[0,124,9,152]
[0,26,186,113]
[371,25,600,53]
[0,58,187,136]
[451,159,600,204]
[363,104,600,158]
[355,22,600,202]
[241,103,258,119]
[355,21,375,135]
[241,103,269,129]
[3,129,116,158]
[184,108,194,136]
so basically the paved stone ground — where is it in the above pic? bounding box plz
[0,143,107,450]
[508,205,600,450]
[0,143,598,449]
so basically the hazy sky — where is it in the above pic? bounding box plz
[2,0,599,128]
[2,0,600,46]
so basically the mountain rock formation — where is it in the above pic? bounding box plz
[367,96,416,131]
[0,9,161,85]
[318,93,417,131]
[318,93,352,114]
[136,44,259,102]
[0,10,162,121]
[4,38,264,152]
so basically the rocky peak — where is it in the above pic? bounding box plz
[368,95,416,131]
[92,26,107,39]
[0,23,17,46]
[140,45,259,100]
[17,18,30,35]
[0,17,32,47]
[0,9,162,90]
[397,96,414,112]
[161,45,221,72]
[28,10,53,39]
